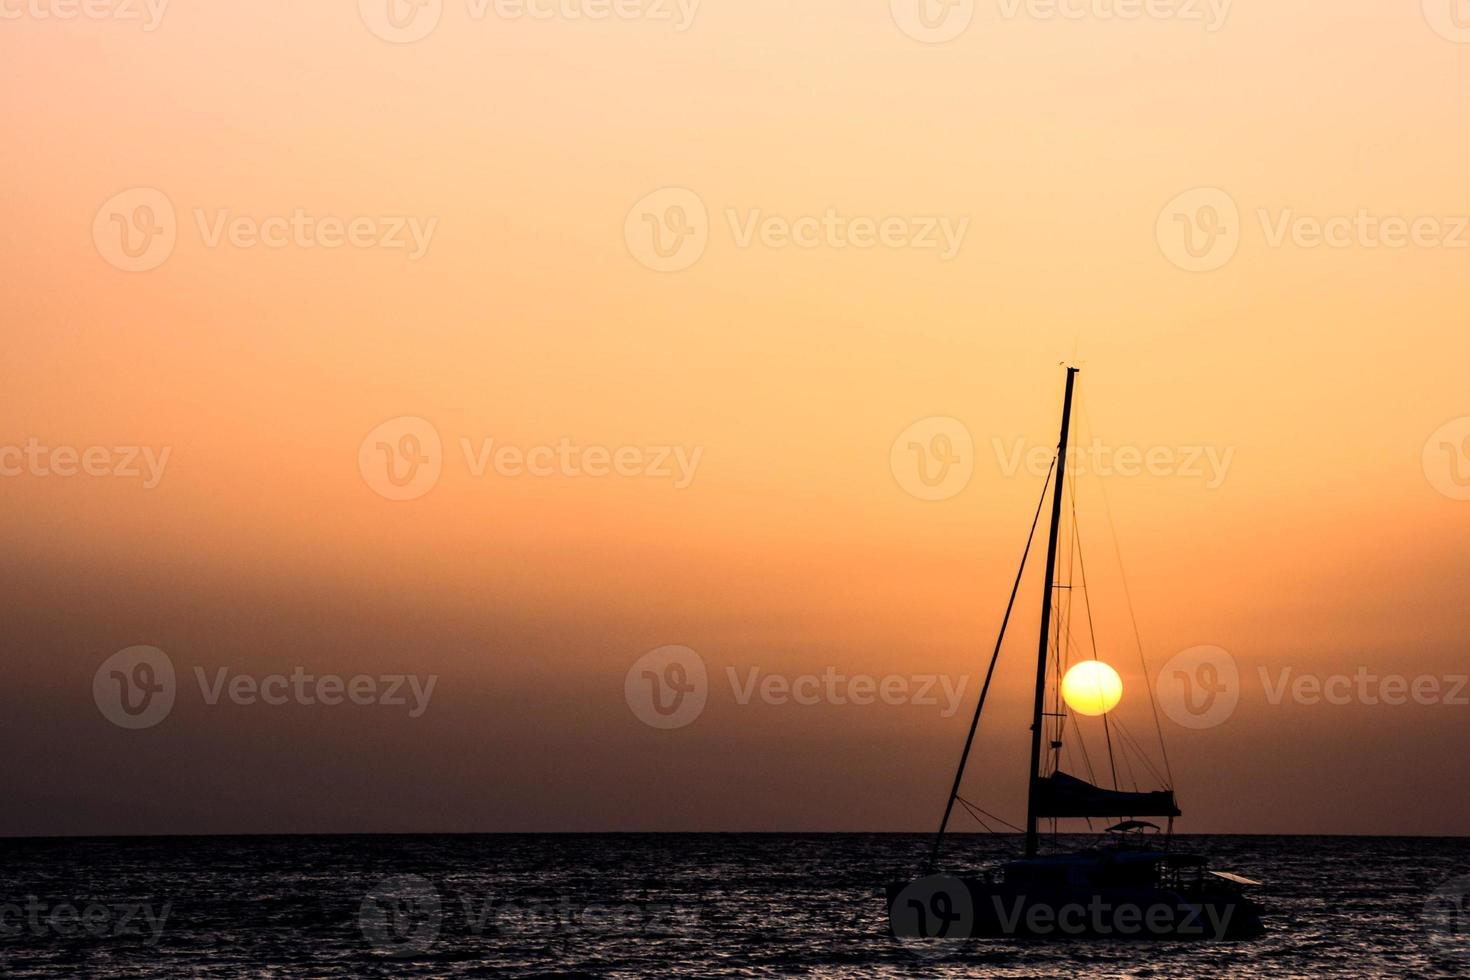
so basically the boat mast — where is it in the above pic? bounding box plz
[1024,366,1078,857]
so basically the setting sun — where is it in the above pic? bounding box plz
[1061,659,1124,717]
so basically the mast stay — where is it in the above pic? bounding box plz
[1023,366,1079,857]
[923,454,1056,873]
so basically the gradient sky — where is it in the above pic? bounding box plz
[2,1,1468,836]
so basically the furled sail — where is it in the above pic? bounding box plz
[1034,771,1180,818]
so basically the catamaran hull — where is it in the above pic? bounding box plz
[887,879,1264,940]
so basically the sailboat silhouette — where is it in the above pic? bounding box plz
[888,367,1265,941]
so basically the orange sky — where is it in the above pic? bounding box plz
[2,1,1468,836]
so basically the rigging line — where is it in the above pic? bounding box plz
[1054,601,1072,753]
[1111,717,1166,787]
[955,796,1024,833]
[1114,718,1140,791]
[1070,478,1102,664]
[1081,399,1175,790]
[1053,612,1087,776]
[1050,462,1075,755]
[1069,487,1118,789]
[1111,723,1150,790]
[1051,614,1075,766]
[1063,715,1085,785]
[925,456,1058,874]
[1101,711,1119,791]
[1110,716,1158,779]
[1051,484,1074,757]
[1058,463,1085,753]
[1049,575,1061,725]
[957,799,1013,841]
[1067,710,1099,787]
[957,800,997,834]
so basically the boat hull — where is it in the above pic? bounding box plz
[887,877,1264,940]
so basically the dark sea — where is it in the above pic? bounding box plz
[2,834,1468,978]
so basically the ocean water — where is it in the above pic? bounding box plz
[2,834,1468,977]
